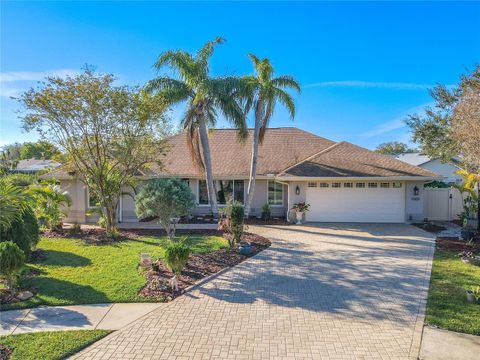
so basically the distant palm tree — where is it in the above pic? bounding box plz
[243,55,300,217]
[147,38,248,215]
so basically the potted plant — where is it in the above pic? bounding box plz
[292,202,310,225]
[466,286,480,304]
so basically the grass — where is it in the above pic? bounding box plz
[426,248,480,335]
[0,330,110,360]
[2,234,227,311]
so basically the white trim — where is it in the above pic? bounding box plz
[275,175,441,181]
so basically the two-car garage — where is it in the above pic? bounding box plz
[304,181,406,223]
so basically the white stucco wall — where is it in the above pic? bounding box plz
[405,181,426,221]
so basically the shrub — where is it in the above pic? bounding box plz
[164,241,190,290]
[0,241,25,290]
[0,208,39,258]
[261,203,271,221]
[219,201,245,249]
[135,178,195,239]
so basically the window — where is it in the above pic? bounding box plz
[380,182,390,188]
[319,182,329,188]
[332,182,341,188]
[343,182,353,188]
[198,180,245,205]
[308,182,317,188]
[368,182,378,188]
[268,180,283,206]
[356,183,365,188]
[392,182,402,188]
[87,187,99,208]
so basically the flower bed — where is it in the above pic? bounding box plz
[138,232,271,301]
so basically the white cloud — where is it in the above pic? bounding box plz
[0,69,78,82]
[304,80,435,90]
[0,69,78,98]
[360,102,433,138]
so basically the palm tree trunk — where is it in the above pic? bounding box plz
[198,119,218,215]
[245,110,262,217]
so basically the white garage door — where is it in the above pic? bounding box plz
[305,182,406,223]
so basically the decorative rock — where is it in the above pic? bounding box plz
[16,291,34,301]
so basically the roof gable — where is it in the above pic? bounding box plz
[280,142,438,178]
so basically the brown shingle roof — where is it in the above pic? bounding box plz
[279,141,438,178]
[158,128,336,177]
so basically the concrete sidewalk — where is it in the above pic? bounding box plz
[0,302,163,336]
[420,326,480,360]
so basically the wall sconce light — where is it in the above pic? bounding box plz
[413,186,419,196]
[295,186,300,195]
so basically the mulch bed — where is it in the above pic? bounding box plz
[0,345,13,360]
[436,236,480,254]
[245,217,288,226]
[412,222,447,233]
[138,232,271,301]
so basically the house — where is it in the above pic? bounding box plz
[52,128,440,224]
[11,158,62,173]
[395,153,462,184]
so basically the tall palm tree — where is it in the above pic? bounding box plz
[147,38,248,215]
[243,55,300,217]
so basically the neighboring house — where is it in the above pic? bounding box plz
[395,153,462,184]
[51,128,440,224]
[11,158,62,173]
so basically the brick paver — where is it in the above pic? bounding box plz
[72,223,435,359]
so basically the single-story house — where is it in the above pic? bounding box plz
[10,159,62,174]
[51,127,440,224]
[395,152,462,184]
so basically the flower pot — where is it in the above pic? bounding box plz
[296,212,303,225]
[466,291,477,304]
[238,242,252,255]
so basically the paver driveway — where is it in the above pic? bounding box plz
[73,224,435,360]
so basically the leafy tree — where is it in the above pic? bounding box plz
[18,67,171,236]
[164,241,190,291]
[243,55,300,217]
[135,178,195,239]
[375,141,415,155]
[19,140,61,160]
[0,241,25,290]
[405,65,480,229]
[146,37,248,216]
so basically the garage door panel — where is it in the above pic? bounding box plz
[306,188,405,223]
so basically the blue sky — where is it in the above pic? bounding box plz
[1,1,479,149]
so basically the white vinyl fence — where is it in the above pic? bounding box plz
[424,187,464,221]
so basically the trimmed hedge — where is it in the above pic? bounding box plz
[0,208,39,258]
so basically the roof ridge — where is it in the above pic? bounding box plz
[277,141,344,176]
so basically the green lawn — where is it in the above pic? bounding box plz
[2,234,227,310]
[0,330,110,360]
[426,248,480,335]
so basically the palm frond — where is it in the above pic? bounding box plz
[154,50,195,81]
[272,75,301,93]
[196,37,225,74]
[146,77,192,107]
[274,88,296,119]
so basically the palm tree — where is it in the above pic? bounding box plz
[243,55,300,217]
[146,38,248,215]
